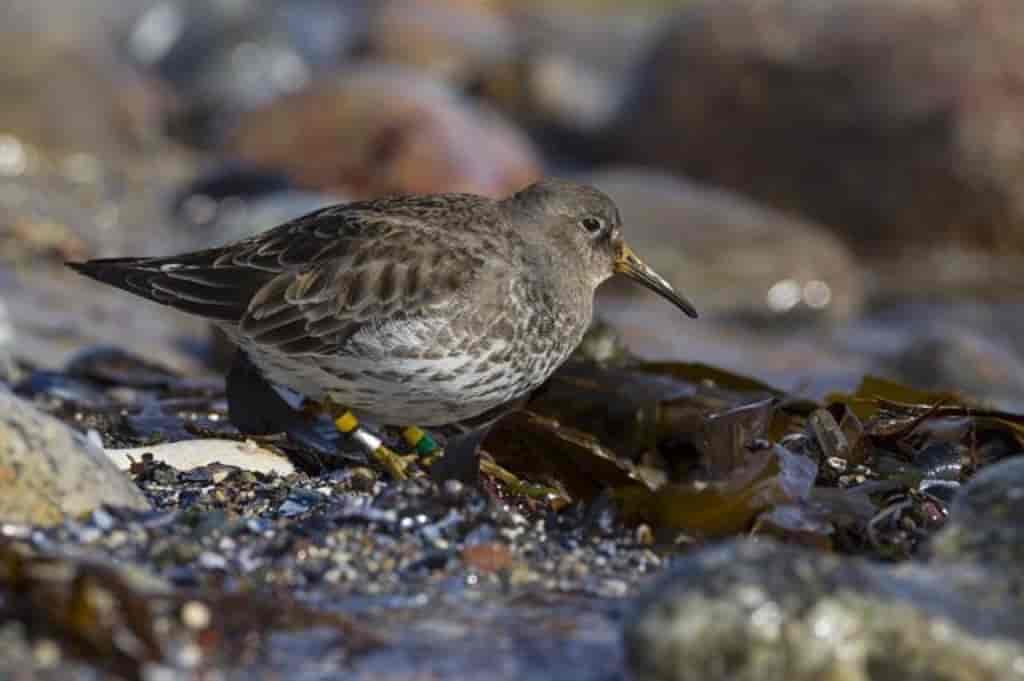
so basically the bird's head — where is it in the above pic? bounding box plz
[505,178,698,318]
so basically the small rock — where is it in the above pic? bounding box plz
[462,542,513,573]
[198,551,228,571]
[278,499,310,518]
[181,601,212,630]
[0,392,150,526]
[348,467,378,492]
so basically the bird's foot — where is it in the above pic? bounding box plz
[332,409,413,480]
[478,456,562,501]
[305,399,410,480]
[301,399,481,483]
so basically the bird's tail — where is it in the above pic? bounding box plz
[66,255,266,322]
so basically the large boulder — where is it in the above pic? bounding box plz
[624,539,1024,681]
[228,64,543,199]
[582,167,864,324]
[625,454,1024,681]
[612,0,1024,261]
[0,391,150,526]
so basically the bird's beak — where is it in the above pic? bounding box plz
[614,244,698,318]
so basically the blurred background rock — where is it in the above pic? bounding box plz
[2,0,1024,407]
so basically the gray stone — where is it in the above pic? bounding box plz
[930,455,1024,572]
[583,167,864,324]
[0,392,150,526]
[882,327,1024,411]
[624,539,1024,681]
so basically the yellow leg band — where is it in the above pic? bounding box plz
[335,410,359,433]
[402,426,426,447]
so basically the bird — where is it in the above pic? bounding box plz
[68,178,697,480]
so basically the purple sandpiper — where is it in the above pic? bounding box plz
[68,179,697,479]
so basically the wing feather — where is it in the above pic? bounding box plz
[240,246,485,355]
[68,194,499,349]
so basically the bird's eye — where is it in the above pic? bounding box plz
[580,217,605,235]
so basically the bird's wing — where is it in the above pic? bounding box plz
[69,196,498,351]
[238,226,489,356]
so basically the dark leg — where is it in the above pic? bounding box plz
[227,351,408,477]
[428,397,527,486]
[429,425,492,487]
[226,349,306,435]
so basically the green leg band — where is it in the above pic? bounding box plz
[402,426,440,455]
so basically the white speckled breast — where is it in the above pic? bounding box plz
[225,276,592,427]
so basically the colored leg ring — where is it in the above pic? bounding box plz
[333,409,407,480]
[402,426,440,456]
